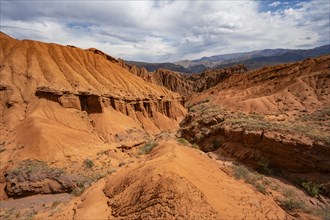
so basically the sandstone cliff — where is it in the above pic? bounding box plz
[0,32,186,164]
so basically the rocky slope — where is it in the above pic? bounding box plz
[123,60,248,97]
[0,32,186,197]
[179,55,330,196]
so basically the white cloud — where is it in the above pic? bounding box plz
[1,0,329,62]
[269,1,282,7]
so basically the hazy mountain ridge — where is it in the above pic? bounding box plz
[128,45,330,73]
[126,61,191,73]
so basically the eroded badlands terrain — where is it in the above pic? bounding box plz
[0,32,329,219]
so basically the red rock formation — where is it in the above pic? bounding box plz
[0,32,186,164]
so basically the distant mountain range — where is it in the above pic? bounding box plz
[125,61,190,73]
[127,45,330,73]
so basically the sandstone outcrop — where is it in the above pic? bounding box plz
[35,86,185,119]
[0,32,186,165]
[180,110,330,174]
[4,160,76,198]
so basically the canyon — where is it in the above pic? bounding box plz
[0,32,329,219]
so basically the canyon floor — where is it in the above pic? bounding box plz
[0,32,329,219]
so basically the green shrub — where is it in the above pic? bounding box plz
[177,138,189,146]
[255,182,267,194]
[212,139,222,150]
[280,198,305,210]
[139,141,158,154]
[301,181,320,197]
[256,157,273,175]
[191,144,200,149]
[84,159,94,169]
[233,165,249,180]
[283,189,295,197]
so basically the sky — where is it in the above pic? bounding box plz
[1,0,329,62]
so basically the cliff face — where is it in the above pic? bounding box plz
[0,33,186,163]
[180,108,330,174]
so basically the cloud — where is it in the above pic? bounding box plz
[269,1,282,7]
[1,0,329,62]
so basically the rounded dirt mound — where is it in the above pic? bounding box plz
[104,165,217,219]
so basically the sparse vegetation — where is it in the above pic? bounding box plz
[212,139,222,150]
[84,159,94,169]
[283,189,295,197]
[234,165,249,180]
[279,198,305,211]
[71,172,105,196]
[256,157,273,175]
[233,165,268,195]
[138,141,158,154]
[300,181,321,197]
[8,159,65,176]
[185,102,329,144]
[255,182,267,194]
[177,138,189,146]
[6,159,107,198]
[191,144,200,149]
[310,205,330,220]
[222,112,330,144]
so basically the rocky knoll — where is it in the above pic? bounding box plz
[104,165,218,219]
[102,140,290,220]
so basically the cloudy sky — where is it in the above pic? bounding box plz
[1,0,329,62]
